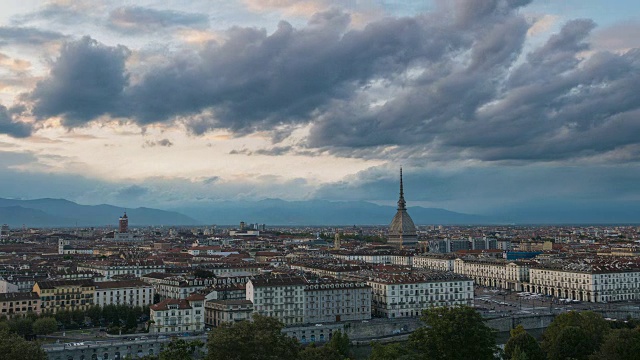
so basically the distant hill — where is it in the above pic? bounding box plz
[174,199,494,226]
[0,198,198,227]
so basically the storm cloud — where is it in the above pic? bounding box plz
[29,36,130,126]
[0,105,31,138]
[20,0,640,164]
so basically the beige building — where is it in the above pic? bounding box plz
[33,279,95,314]
[413,254,456,272]
[453,258,531,291]
[0,292,41,318]
[204,299,254,327]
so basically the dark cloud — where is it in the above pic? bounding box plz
[0,26,65,46]
[21,0,640,163]
[0,105,32,138]
[29,36,130,126]
[114,185,149,199]
[107,6,210,34]
[143,138,173,148]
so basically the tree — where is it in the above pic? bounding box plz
[0,329,47,360]
[207,314,299,360]
[503,325,544,360]
[545,326,593,360]
[32,317,58,335]
[326,330,350,358]
[368,342,416,360]
[159,338,204,360]
[409,306,497,360]
[541,311,609,359]
[299,343,344,360]
[590,328,640,360]
[9,317,34,337]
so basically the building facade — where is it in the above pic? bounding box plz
[33,279,95,314]
[246,274,306,326]
[204,299,254,328]
[149,294,205,334]
[366,272,474,318]
[454,258,530,291]
[0,292,41,318]
[303,280,371,324]
[94,280,155,307]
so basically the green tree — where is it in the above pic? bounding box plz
[9,317,34,337]
[299,343,344,360]
[159,338,204,360]
[0,329,47,360]
[326,330,350,358]
[409,306,497,360]
[207,314,299,360]
[545,326,593,360]
[32,317,58,335]
[503,325,544,360]
[590,328,640,360]
[541,311,609,359]
[368,342,416,360]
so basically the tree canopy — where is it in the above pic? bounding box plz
[590,328,640,360]
[541,311,610,360]
[409,305,498,360]
[504,325,545,360]
[0,329,47,360]
[207,314,300,360]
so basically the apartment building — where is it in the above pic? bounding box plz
[94,280,154,307]
[412,254,456,272]
[149,294,205,334]
[33,279,95,314]
[454,258,531,291]
[77,260,165,280]
[145,276,209,300]
[246,274,306,326]
[303,279,371,324]
[362,270,473,318]
[525,260,640,303]
[0,292,41,317]
[204,299,254,327]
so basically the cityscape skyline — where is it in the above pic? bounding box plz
[0,0,639,217]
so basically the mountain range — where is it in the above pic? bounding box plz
[0,197,638,228]
[0,198,197,227]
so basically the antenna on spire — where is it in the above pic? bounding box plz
[398,167,406,210]
[400,167,404,198]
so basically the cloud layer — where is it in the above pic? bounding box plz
[13,0,638,165]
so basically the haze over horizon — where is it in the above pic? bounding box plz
[0,0,639,218]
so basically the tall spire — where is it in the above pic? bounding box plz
[398,167,406,210]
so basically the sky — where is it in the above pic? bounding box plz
[0,0,639,215]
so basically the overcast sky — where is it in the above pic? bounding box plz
[0,0,639,214]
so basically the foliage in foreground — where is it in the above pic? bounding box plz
[0,329,47,360]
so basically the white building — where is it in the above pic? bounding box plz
[525,260,640,303]
[149,294,205,334]
[303,280,371,324]
[77,260,165,280]
[363,270,474,318]
[413,255,456,272]
[94,280,155,308]
[246,274,306,326]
